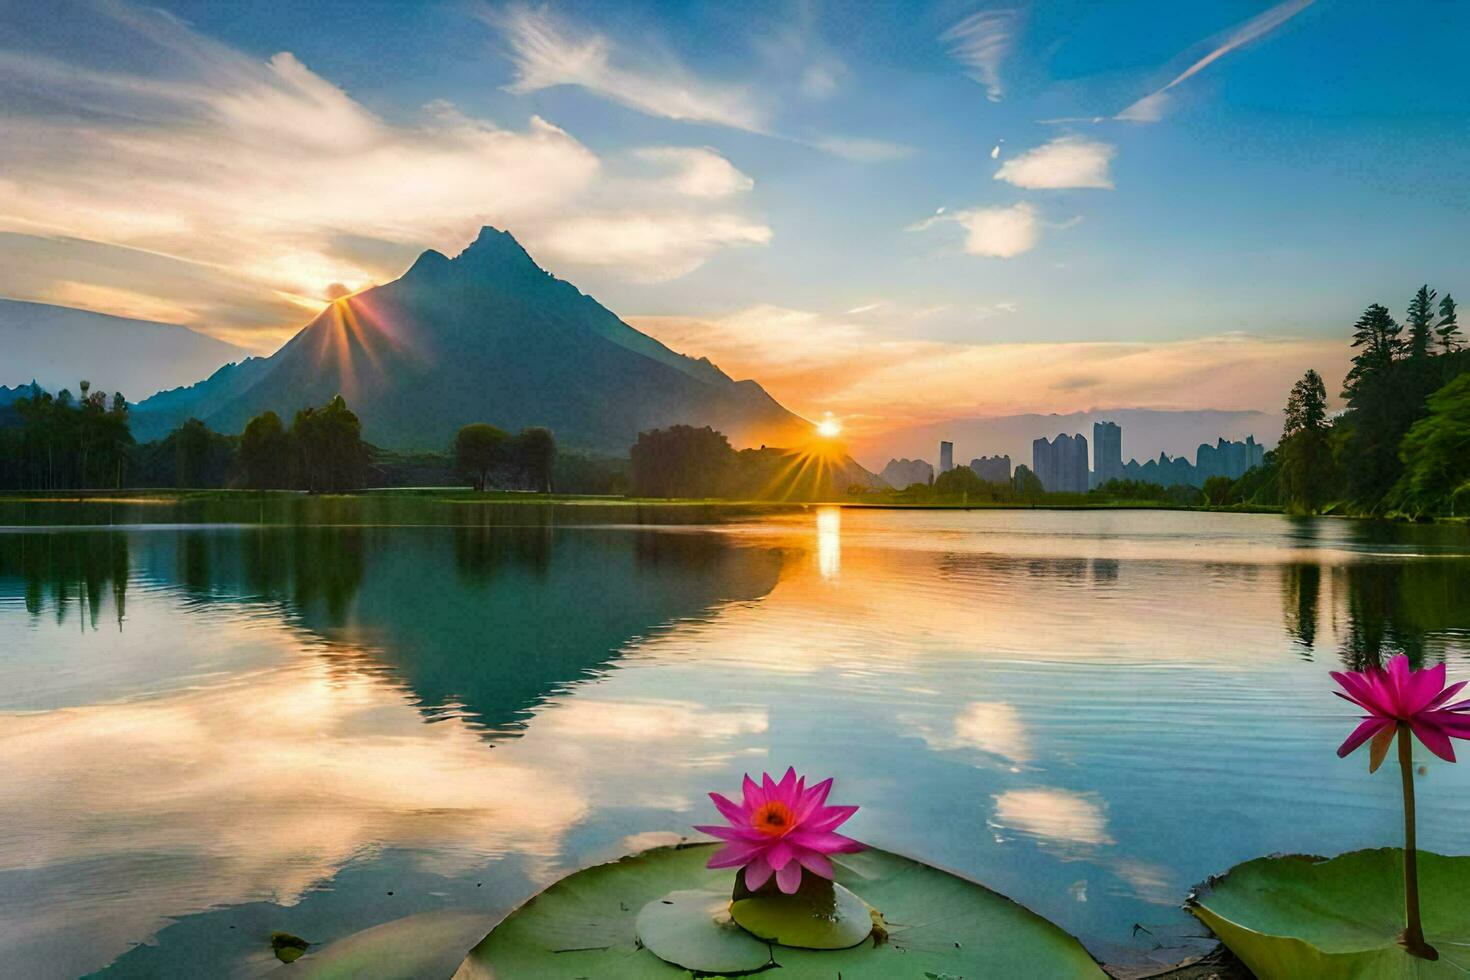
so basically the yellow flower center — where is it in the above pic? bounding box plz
[751,801,794,837]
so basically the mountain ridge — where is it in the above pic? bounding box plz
[133,227,812,452]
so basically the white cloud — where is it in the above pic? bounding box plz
[1116,0,1313,122]
[527,211,772,282]
[995,137,1115,189]
[809,136,915,162]
[941,8,1022,102]
[632,147,754,197]
[490,5,765,131]
[911,202,1044,258]
[0,1,772,349]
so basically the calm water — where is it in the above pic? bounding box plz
[3,506,1470,977]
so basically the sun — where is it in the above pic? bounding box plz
[816,417,842,438]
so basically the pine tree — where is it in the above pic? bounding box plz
[1343,303,1401,405]
[1406,285,1437,359]
[1437,293,1460,354]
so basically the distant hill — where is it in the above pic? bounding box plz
[0,298,247,401]
[852,408,1283,473]
[133,227,813,452]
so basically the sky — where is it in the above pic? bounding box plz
[2,0,1466,437]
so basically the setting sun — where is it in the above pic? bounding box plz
[817,417,842,438]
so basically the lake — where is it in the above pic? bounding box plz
[2,505,1469,977]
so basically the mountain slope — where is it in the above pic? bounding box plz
[135,228,812,452]
[0,298,246,400]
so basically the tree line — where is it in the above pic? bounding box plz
[1245,285,1466,517]
[1,388,568,493]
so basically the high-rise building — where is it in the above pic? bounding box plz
[1032,433,1089,492]
[1092,421,1122,486]
[970,455,1011,483]
[939,440,953,473]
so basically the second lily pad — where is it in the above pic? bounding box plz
[730,871,874,950]
[635,888,773,974]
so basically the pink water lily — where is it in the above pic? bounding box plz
[1332,654,1470,771]
[1331,653,1470,961]
[695,768,863,894]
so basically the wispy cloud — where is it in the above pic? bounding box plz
[941,8,1022,102]
[629,307,1351,440]
[0,1,772,349]
[808,136,915,162]
[489,4,766,131]
[995,137,1115,189]
[910,202,1044,258]
[1116,0,1314,122]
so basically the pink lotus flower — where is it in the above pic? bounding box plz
[1332,654,1470,772]
[695,768,863,894]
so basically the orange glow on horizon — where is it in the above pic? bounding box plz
[816,416,842,438]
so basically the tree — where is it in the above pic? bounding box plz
[933,465,987,500]
[173,418,214,488]
[292,395,367,492]
[1394,374,1470,517]
[454,423,509,490]
[1202,475,1234,506]
[629,425,735,498]
[1438,293,1460,355]
[515,426,556,493]
[1279,369,1334,512]
[240,411,290,489]
[1283,369,1328,439]
[1406,285,1437,360]
[1011,464,1044,501]
[1343,303,1401,403]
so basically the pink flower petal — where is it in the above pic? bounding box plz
[709,839,769,869]
[1332,671,1387,714]
[1410,718,1457,763]
[1405,662,1447,715]
[693,824,764,843]
[742,773,764,809]
[775,860,803,894]
[787,830,864,854]
[806,804,859,833]
[795,778,832,821]
[776,767,798,801]
[794,848,834,878]
[710,792,748,825]
[1338,716,1394,758]
[1427,680,1468,711]
[766,839,795,870]
[744,856,774,890]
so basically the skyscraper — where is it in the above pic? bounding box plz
[939,440,953,473]
[1032,433,1089,492]
[1093,421,1122,486]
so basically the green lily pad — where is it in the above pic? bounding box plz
[455,842,1106,978]
[635,889,773,973]
[730,870,873,949]
[290,911,497,979]
[1187,849,1470,978]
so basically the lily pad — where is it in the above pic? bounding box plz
[1187,849,1470,978]
[290,911,498,979]
[635,889,773,973]
[455,842,1105,978]
[730,870,873,949]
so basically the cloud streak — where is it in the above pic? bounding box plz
[629,306,1351,440]
[941,8,1022,102]
[1116,0,1314,122]
[490,5,766,131]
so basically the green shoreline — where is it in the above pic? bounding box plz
[2,488,1461,524]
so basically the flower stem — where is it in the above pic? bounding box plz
[1397,722,1438,960]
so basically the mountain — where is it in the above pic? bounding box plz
[851,408,1283,473]
[133,228,813,451]
[0,298,247,401]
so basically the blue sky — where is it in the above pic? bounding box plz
[2,0,1466,431]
